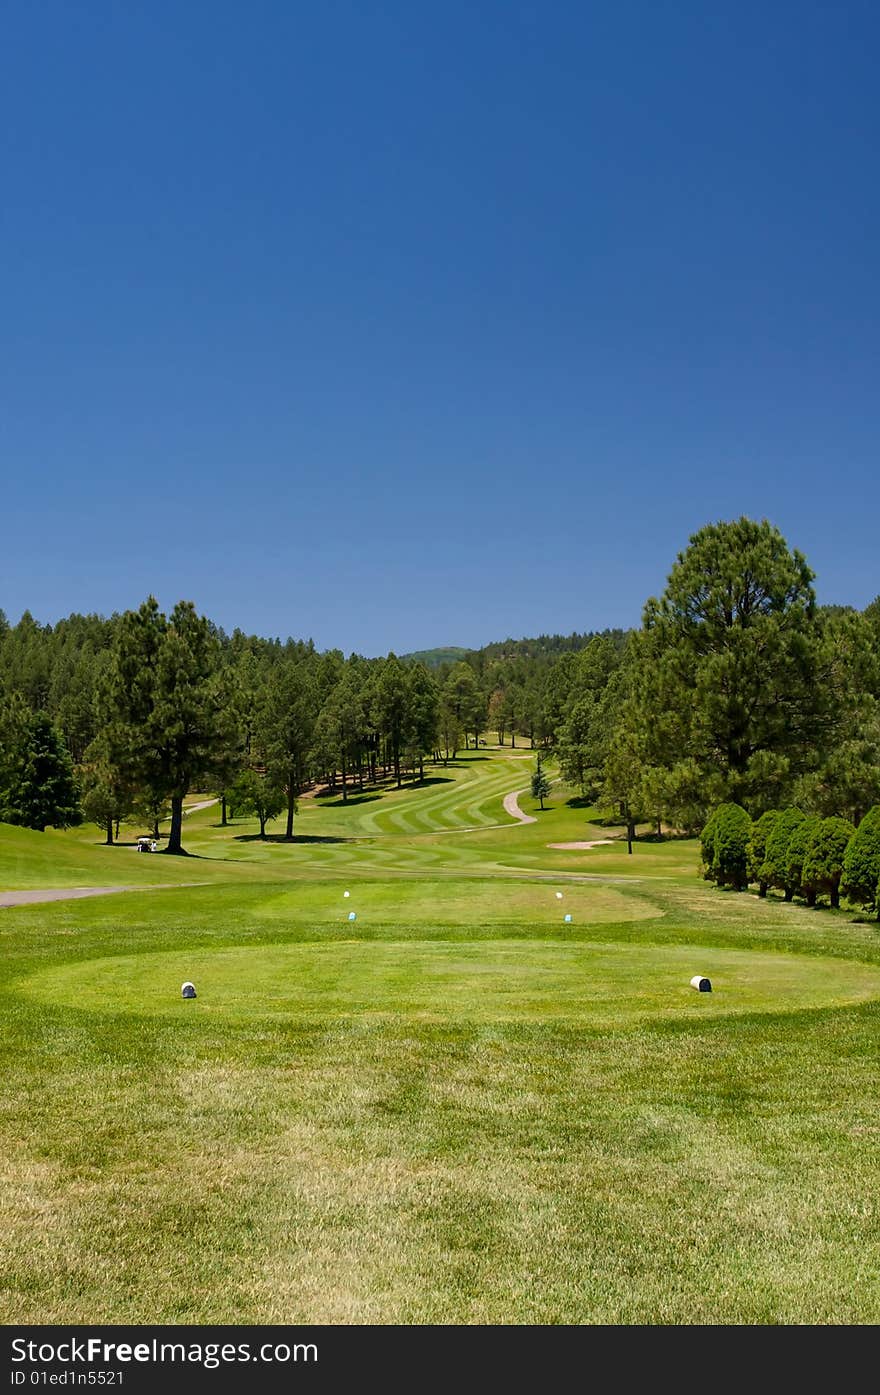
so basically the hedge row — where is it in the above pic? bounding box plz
[701,803,880,914]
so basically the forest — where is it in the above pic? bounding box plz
[2,517,879,863]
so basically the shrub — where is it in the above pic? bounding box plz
[748,809,780,896]
[700,807,720,878]
[802,816,856,909]
[760,807,805,901]
[783,815,821,904]
[840,806,880,914]
[701,802,751,890]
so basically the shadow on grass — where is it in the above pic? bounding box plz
[92,839,238,864]
[646,829,698,842]
[316,775,455,807]
[152,848,231,860]
[232,833,348,845]
[433,753,491,765]
[313,791,383,807]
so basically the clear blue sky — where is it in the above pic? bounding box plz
[2,1,878,655]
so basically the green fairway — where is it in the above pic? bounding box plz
[3,745,880,1325]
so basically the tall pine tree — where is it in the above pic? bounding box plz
[2,711,81,832]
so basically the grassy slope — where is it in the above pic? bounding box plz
[2,744,880,1323]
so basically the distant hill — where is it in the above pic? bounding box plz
[401,631,629,670]
[401,646,470,668]
[476,629,628,662]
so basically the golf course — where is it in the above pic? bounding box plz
[2,742,879,1325]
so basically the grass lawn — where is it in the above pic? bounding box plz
[1,745,879,1323]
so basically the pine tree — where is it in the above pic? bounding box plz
[257,657,317,838]
[635,518,824,811]
[99,598,239,854]
[2,711,81,832]
[229,768,286,839]
[531,756,552,811]
[405,663,440,782]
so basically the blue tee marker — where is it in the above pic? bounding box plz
[563,913,572,923]
[348,911,356,921]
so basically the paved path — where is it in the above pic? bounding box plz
[502,787,537,824]
[0,883,200,909]
[1,886,142,908]
[157,797,219,822]
[502,771,567,826]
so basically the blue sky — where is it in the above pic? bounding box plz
[2,1,878,655]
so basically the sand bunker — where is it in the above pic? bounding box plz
[547,840,615,850]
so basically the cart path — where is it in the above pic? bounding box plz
[502,788,537,824]
[157,797,220,822]
[0,884,203,909]
[502,773,565,826]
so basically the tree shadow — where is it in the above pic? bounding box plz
[314,791,383,807]
[232,832,348,845]
[157,848,220,860]
[438,753,492,764]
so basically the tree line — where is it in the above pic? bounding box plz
[701,801,880,917]
[1,517,878,860]
[0,600,560,851]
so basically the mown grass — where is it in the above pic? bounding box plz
[1,745,879,1323]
